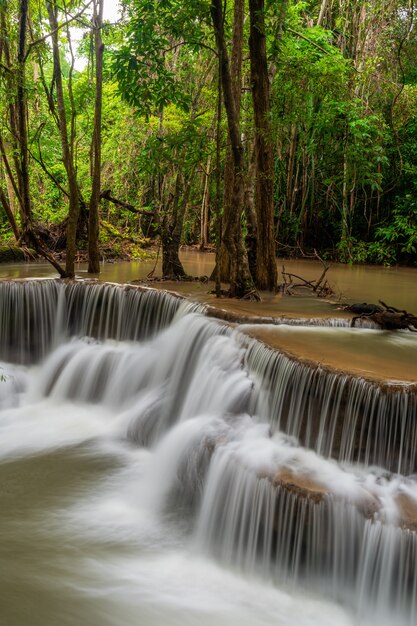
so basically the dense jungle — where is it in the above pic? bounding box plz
[1,0,417,296]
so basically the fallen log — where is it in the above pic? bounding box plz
[350,300,417,331]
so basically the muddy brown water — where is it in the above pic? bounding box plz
[1,251,416,382]
[1,256,416,626]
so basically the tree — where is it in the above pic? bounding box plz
[249,0,278,290]
[0,0,66,275]
[210,0,255,296]
[88,0,105,273]
[113,0,215,278]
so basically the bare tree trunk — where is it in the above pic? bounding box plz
[0,186,20,240]
[211,0,245,282]
[210,0,255,297]
[244,138,258,279]
[88,0,104,273]
[286,124,297,215]
[200,155,211,250]
[161,171,190,278]
[47,1,80,278]
[0,137,21,221]
[14,1,65,275]
[161,170,188,278]
[249,0,278,290]
[17,0,33,235]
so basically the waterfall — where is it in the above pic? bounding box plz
[247,340,417,474]
[0,279,416,626]
[0,280,200,363]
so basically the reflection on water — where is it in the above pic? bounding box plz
[1,251,417,314]
[2,252,417,381]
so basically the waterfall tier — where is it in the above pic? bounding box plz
[0,278,416,625]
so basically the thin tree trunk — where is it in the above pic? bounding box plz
[161,171,190,278]
[211,0,245,282]
[249,0,278,290]
[0,186,20,240]
[210,0,255,297]
[17,0,33,234]
[14,1,65,275]
[88,0,104,273]
[286,124,297,214]
[244,138,258,279]
[200,155,211,250]
[47,1,80,278]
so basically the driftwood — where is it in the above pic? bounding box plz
[350,301,417,331]
[345,303,383,315]
[278,251,333,297]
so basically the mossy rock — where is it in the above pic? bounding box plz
[0,245,32,263]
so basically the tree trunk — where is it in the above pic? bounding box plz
[244,139,258,279]
[200,155,211,250]
[211,0,244,282]
[161,235,186,278]
[17,0,33,235]
[47,1,80,278]
[160,170,190,278]
[88,0,104,274]
[210,0,255,297]
[249,0,278,291]
[0,186,20,240]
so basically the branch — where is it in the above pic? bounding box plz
[28,146,69,199]
[100,189,156,216]
[0,62,12,74]
[286,27,330,55]
[286,27,361,75]
[25,0,94,62]
[0,136,22,207]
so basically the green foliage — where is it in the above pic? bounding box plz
[111,0,210,116]
[376,196,417,263]
[1,0,417,271]
[336,237,396,265]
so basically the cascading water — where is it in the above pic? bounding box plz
[0,279,416,626]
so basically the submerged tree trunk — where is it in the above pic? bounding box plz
[88,0,104,274]
[249,0,278,291]
[210,0,255,297]
[160,170,190,278]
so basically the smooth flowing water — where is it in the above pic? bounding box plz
[3,253,417,383]
[0,280,416,626]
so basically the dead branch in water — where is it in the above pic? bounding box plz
[278,250,333,297]
[350,300,417,331]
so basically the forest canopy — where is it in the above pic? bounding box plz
[1,0,417,293]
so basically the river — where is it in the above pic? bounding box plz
[0,261,416,626]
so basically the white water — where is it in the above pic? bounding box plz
[1,282,417,626]
[0,358,360,626]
